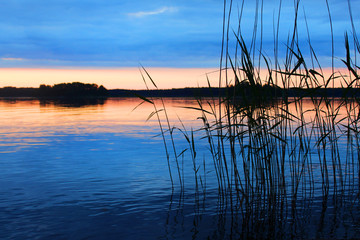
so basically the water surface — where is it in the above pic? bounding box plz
[0,98,359,239]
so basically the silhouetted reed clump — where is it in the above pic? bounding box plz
[141,0,360,235]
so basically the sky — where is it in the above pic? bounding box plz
[0,0,359,89]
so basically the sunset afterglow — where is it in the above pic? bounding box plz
[0,0,358,89]
[0,68,219,89]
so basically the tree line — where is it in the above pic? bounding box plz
[0,82,108,98]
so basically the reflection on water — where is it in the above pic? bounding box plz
[0,98,201,153]
[0,98,359,239]
[39,98,107,108]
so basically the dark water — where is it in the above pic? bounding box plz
[0,98,359,239]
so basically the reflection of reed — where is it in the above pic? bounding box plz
[144,0,360,238]
[163,189,358,239]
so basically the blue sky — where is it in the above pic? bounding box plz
[0,0,359,69]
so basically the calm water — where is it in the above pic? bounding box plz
[0,98,359,239]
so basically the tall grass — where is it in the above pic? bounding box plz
[141,0,360,217]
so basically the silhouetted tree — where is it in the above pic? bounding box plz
[38,82,108,97]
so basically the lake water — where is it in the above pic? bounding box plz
[0,97,360,239]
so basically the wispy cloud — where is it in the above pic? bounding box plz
[1,58,26,61]
[128,7,177,18]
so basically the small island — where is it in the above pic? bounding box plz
[0,82,108,98]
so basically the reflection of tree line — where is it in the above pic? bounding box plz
[39,98,107,108]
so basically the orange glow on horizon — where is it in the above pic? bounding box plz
[0,68,220,90]
[0,67,354,90]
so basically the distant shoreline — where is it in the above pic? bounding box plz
[1,86,360,98]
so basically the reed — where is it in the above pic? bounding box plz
[141,0,360,222]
